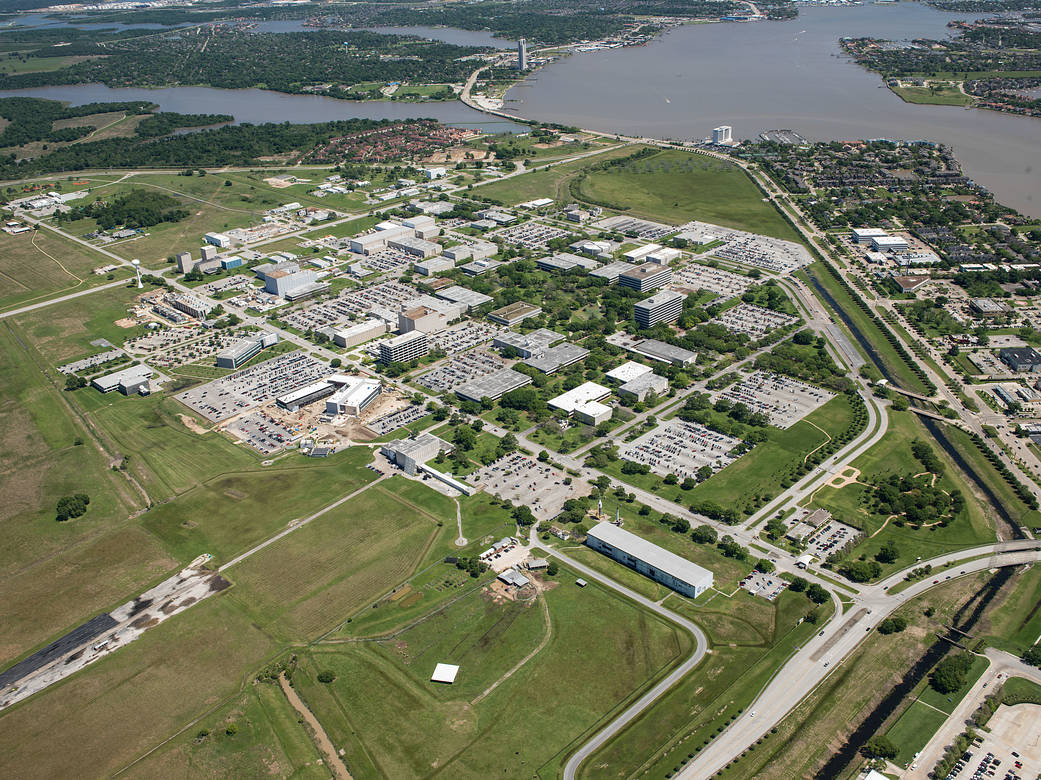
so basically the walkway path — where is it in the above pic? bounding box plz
[471,594,551,705]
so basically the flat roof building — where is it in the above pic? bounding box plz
[493,328,564,359]
[389,236,442,259]
[585,521,713,598]
[399,305,450,335]
[548,381,612,425]
[276,380,336,411]
[523,343,590,374]
[325,377,382,416]
[381,433,451,475]
[871,235,910,253]
[331,319,387,348]
[622,243,662,263]
[851,227,888,244]
[634,290,686,328]
[171,293,214,320]
[91,363,152,395]
[619,263,672,293]
[589,260,638,285]
[415,257,454,276]
[216,337,263,369]
[618,372,668,402]
[488,301,542,326]
[631,339,697,366]
[606,361,653,384]
[379,331,429,364]
[1000,346,1041,373]
[455,368,532,403]
[435,285,494,312]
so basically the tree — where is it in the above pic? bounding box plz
[64,374,87,391]
[875,540,899,564]
[56,493,90,522]
[842,560,882,583]
[755,558,775,574]
[513,504,536,527]
[805,583,829,604]
[317,670,336,683]
[862,736,897,760]
[690,524,718,545]
[930,653,973,694]
[546,561,559,577]
[788,576,808,592]
[877,616,907,635]
[1023,646,1041,668]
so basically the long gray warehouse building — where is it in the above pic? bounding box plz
[585,522,713,598]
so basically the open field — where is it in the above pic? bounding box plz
[475,143,641,205]
[584,588,833,779]
[979,563,1041,655]
[296,562,689,779]
[575,149,800,241]
[124,678,328,780]
[807,411,997,579]
[0,227,129,311]
[889,83,973,106]
[140,446,377,563]
[226,481,440,641]
[715,572,994,780]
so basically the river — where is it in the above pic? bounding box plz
[507,3,1041,218]
[0,83,525,134]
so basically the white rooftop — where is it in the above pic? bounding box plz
[431,663,459,684]
[606,361,653,384]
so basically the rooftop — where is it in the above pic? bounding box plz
[586,522,713,587]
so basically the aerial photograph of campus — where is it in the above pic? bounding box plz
[1,0,1041,778]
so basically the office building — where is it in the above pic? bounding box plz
[399,305,450,335]
[91,364,153,395]
[325,377,382,416]
[175,251,195,274]
[220,255,243,270]
[331,319,387,348]
[618,372,669,402]
[517,38,528,70]
[607,361,653,384]
[871,235,910,253]
[712,125,733,145]
[585,522,713,598]
[634,290,686,328]
[548,382,612,425]
[414,257,454,276]
[851,227,888,244]
[276,380,337,411]
[493,328,563,359]
[171,293,214,320]
[264,268,317,298]
[622,244,662,263]
[216,337,263,369]
[488,301,542,326]
[590,261,638,285]
[630,338,697,366]
[379,331,429,363]
[200,245,218,262]
[381,433,451,475]
[523,343,590,374]
[204,232,231,248]
[455,368,532,403]
[1000,347,1041,373]
[619,264,672,293]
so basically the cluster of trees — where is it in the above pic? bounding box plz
[67,189,188,230]
[0,30,485,95]
[135,112,233,138]
[868,472,962,526]
[876,615,907,635]
[841,559,882,583]
[754,339,852,393]
[910,438,945,476]
[56,493,90,522]
[454,556,489,578]
[966,431,1039,510]
[930,652,975,694]
[0,97,154,148]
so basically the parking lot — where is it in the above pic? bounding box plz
[58,348,124,375]
[944,705,1041,780]
[740,571,787,601]
[471,452,587,521]
[226,410,300,454]
[429,322,501,356]
[176,351,330,422]
[672,262,753,302]
[416,350,505,394]
[365,403,429,436]
[711,303,798,339]
[804,519,861,561]
[716,370,834,429]
[280,281,417,332]
[493,221,572,250]
[596,215,675,241]
[675,220,813,274]
[619,419,744,482]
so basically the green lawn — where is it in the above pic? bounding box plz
[575,148,800,241]
[885,700,949,766]
[979,563,1041,655]
[889,83,973,107]
[295,561,690,779]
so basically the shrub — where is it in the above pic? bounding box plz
[317,670,336,683]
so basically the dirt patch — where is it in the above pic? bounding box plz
[279,673,352,780]
[208,574,231,593]
[114,318,137,328]
[223,488,247,500]
[177,414,209,435]
[388,584,413,602]
[130,615,159,630]
[264,177,295,188]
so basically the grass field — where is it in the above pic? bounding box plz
[475,143,640,205]
[585,588,833,779]
[716,572,993,780]
[575,149,800,241]
[125,679,327,779]
[889,83,973,106]
[0,228,130,311]
[979,563,1041,655]
[807,412,997,580]
[294,562,690,779]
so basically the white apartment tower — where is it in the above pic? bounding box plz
[517,38,528,70]
[712,125,733,145]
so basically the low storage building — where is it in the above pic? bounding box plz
[585,522,713,598]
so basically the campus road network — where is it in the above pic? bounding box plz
[676,542,1041,780]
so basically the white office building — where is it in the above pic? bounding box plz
[585,522,713,598]
[712,125,733,145]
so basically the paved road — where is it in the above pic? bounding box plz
[529,533,708,780]
[0,279,128,320]
[675,543,1041,780]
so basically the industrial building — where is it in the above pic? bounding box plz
[622,244,662,263]
[619,264,672,293]
[331,319,387,348]
[1000,346,1041,373]
[200,245,218,262]
[548,381,612,425]
[175,251,196,273]
[850,227,888,244]
[91,364,153,395]
[389,236,442,259]
[630,339,697,366]
[414,257,454,275]
[379,331,429,363]
[264,268,318,298]
[276,380,337,411]
[220,256,243,270]
[634,290,686,328]
[324,377,382,416]
[585,522,713,598]
[488,301,542,326]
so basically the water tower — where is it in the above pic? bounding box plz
[131,259,142,289]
